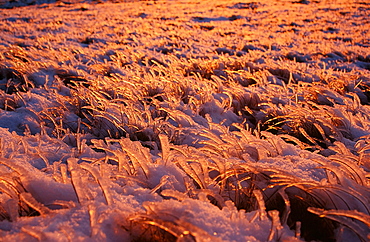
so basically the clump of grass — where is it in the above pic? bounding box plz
[128,201,219,242]
[263,163,370,242]
[260,103,342,150]
[0,92,21,111]
[0,65,30,94]
[0,159,42,221]
[308,207,370,242]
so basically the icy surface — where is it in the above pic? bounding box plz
[0,0,369,241]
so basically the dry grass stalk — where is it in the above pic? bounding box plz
[19,192,51,216]
[67,158,90,204]
[80,163,112,205]
[308,207,370,242]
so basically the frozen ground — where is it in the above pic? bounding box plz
[0,0,369,241]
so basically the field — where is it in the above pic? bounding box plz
[0,0,370,241]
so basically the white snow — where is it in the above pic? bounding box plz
[0,0,369,241]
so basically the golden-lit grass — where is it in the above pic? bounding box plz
[0,0,369,241]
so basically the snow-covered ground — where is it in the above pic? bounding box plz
[0,0,369,241]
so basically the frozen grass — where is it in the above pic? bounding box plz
[0,0,369,241]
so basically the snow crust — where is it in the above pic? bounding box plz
[0,0,369,241]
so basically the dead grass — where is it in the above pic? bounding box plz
[0,0,369,241]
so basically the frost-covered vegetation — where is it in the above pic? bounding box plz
[0,0,369,241]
